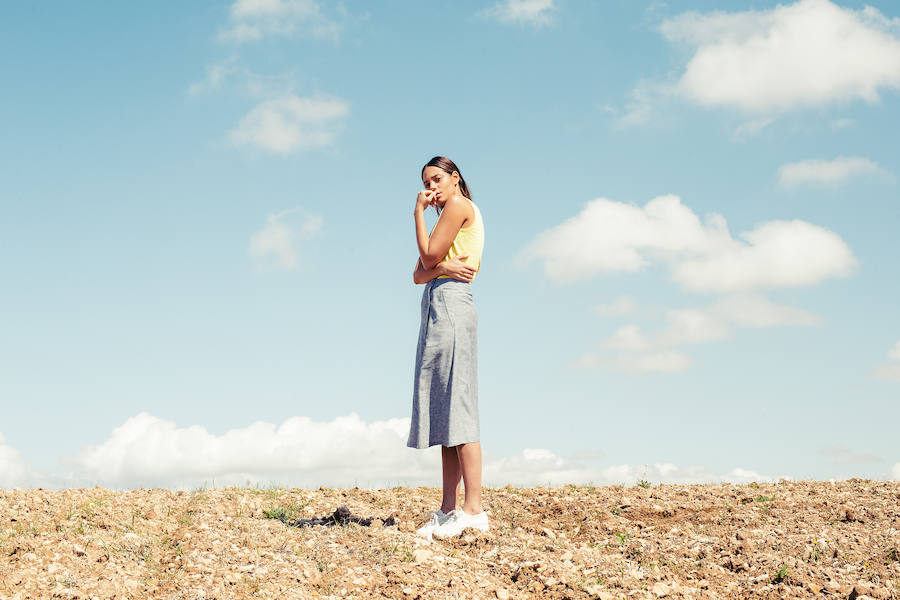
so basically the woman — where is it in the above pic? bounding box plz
[407,156,489,539]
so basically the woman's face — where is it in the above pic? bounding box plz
[422,166,459,207]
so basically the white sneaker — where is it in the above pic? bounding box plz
[432,509,489,538]
[415,509,451,538]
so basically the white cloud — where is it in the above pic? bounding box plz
[482,448,769,486]
[890,340,900,362]
[779,156,887,186]
[709,294,823,328]
[593,296,636,317]
[587,463,771,486]
[819,444,881,465]
[518,195,857,293]
[653,295,821,346]
[479,0,556,27]
[188,59,239,96]
[671,220,856,293]
[518,195,729,283]
[733,117,774,139]
[0,433,31,489]
[249,208,322,271]
[5,414,775,489]
[218,0,340,43]
[660,0,900,114]
[230,94,349,153]
[63,412,426,490]
[874,339,900,381]
[574,347,693,374]
[602,324,650,352]
[875,364,900,380]
[577,294,821,373]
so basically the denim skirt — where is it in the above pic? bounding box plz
[407,278,479,449]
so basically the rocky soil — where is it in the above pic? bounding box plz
[1,480,898,599]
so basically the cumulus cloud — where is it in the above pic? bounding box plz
[62,412,424,490]
[230,94,349,153]
[660,0,900,114]
[873,339,900,381]
[479,0,556,27]
[593,296,636,317]
[0,433,32,489]
[778,156,888,186]
[819,444,881,465]
[671,220,857,293]
[249,207,322,271]
[52,413,773,489]
[188,59,239,96]
[575,294,821,373]
[518,195,857,293]
[218,0,341,43]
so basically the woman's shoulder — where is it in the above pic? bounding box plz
[445,195,476,219]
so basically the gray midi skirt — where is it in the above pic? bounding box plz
[407,278,479,449]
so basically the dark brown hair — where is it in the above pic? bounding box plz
[422,156,473,215]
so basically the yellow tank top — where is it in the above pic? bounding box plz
[436,199,485,280]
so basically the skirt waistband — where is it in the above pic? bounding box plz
[426,277,471,289]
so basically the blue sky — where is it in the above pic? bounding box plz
[1,0,898,490]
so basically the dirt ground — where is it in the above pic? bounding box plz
[1,480,898,599]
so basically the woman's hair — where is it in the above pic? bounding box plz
[422,157,473,216]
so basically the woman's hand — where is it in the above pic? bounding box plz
[416,189,435,211]
[440,255,476,282]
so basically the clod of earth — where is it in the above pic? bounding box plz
[275,505,397,528]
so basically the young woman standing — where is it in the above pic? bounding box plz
[407,156,489,539]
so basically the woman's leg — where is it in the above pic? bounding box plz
[440,445,462,513]
[456,442,483,514]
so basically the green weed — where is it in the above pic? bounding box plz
[772,564,790,583]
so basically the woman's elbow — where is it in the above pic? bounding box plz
[422,256,441,270]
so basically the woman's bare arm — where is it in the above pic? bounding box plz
[413,255,476,285]
[414,195,471,269]
[413,258,445,284]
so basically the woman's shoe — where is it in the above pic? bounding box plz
[432,509,489,538]
[415,509,451,538]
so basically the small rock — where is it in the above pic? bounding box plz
[560,550,574,561]
[73,544,86,557]
[841,508,861,522]
[402,586,414,595]
[495,589,509,600]
[414,548,433,563]
[541,527,556,539]
[652,582,671,596]
[122,532,140,544]
[544,576,557,586]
